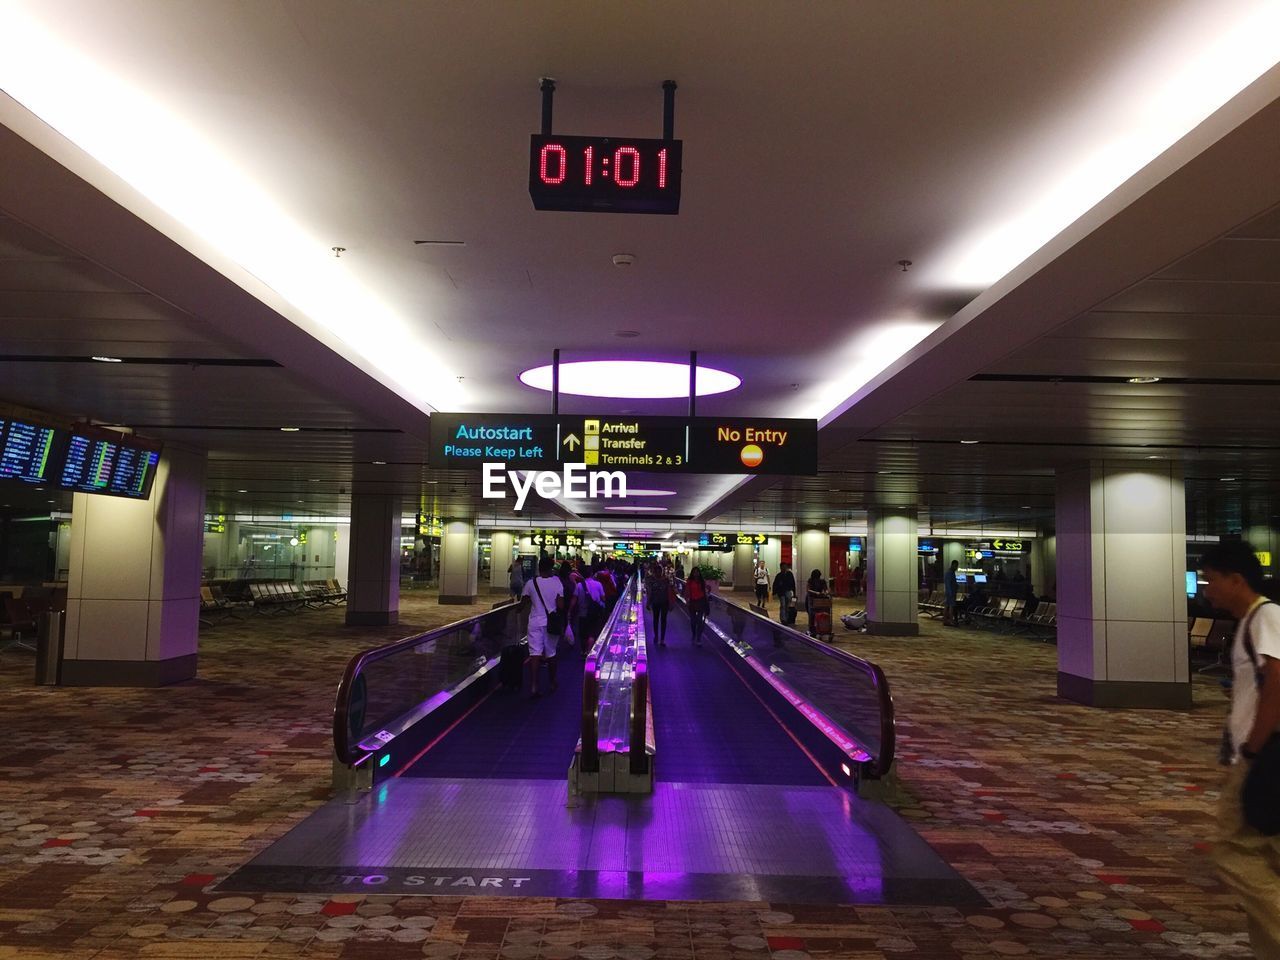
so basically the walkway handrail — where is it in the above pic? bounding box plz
[579,576,635,774]
[332,601,519,767]
[679,580,895,780]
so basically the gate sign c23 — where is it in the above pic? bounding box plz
[482,462,627,511]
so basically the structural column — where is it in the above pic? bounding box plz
[345,494,400,626]
[63,445,206,686]
[439,519,479,605]
[792,525,830,606]
[866,508,918,636]
[489,531,516,592]
[732,543,755,592]
[1056,461,1189,708]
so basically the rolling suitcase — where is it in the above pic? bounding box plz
[499,642,527,690]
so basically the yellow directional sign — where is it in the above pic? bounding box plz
[992,538,1025,551]
[531,531,584,548]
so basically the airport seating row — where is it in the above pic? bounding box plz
[970,598,1058,640]
[921,591,962,619]
[1188,616,1235,673]
[200,579,347,623]
[304,579,348,606]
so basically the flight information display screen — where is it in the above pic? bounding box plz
[0,418,60,484]
[59,433,162,498]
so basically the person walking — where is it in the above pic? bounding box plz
[804,568,829,637]
[646,562,672,647]
[581,569,607,653]
[851,564,863,598]
[754,561,769,608]
[944,559,960,626]
[520,557,564,698]
[558,560,579,654]
[684,567,710,646]
[773,563,796,624]
[507,561,523,603]
[1200,541,1280,959]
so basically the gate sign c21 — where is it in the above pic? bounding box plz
[429,413,816,475]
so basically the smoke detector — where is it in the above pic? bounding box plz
[611,253,637,268]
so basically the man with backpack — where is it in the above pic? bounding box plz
[1200,541,1280,958]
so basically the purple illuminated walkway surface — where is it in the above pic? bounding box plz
[219,778,984,905]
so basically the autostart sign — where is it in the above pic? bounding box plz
[429,413,816,475]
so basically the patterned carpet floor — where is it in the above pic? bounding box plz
[0,589,1251,959]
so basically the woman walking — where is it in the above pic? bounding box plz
[684,567,710,646]
[646,562,672,647]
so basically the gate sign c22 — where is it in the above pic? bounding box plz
[429,413,816,476]
[991,538,1026,552]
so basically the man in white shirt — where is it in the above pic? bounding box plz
[1201,541,1280,958]
[521,557,564,698]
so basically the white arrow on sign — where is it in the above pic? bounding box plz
[563,433,581,451]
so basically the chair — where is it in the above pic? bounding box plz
[1198,619,1235,674]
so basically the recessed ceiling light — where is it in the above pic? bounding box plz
[1021,505,1032,509]
[615,330,641,339]
[622,489,678,497]
[960,439,980,444]
[372,460,386,465]
[425,480,438,484]
[604,505,668,512]
[1219,476,1238,482]
[1146,455,1162,460]
[90,355,122,363]
[1127,376,1162,384]
[280,426,300,432]
[519,360,740,399]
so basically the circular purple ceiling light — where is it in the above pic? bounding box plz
[519,360,740,399]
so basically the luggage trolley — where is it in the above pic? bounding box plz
[808,594,834,640]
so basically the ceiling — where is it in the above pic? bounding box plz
[0,2,1279,530]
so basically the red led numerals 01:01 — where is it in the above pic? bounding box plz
[539,143,668,189]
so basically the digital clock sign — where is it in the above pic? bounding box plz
[529,134,682,214]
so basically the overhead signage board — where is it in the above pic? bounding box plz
[531,531,583,548]
[697,532,768,547]
[0,418,59,484]
[990,538,1027,552]
[572,415,688,469]
[429,413,559,469]
[529,134,682,215]
[430,414,816,476]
